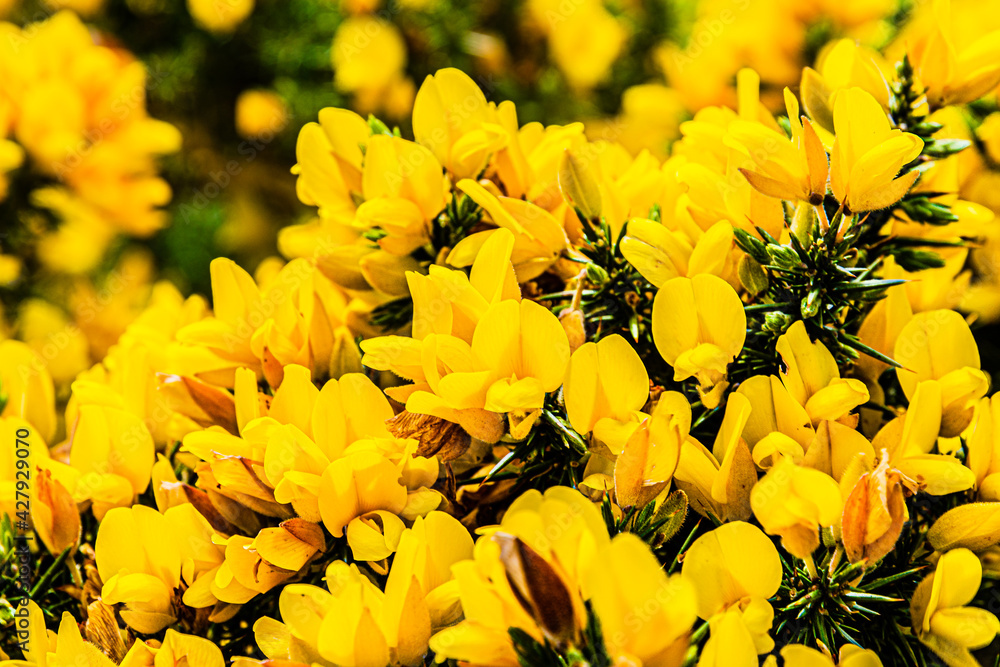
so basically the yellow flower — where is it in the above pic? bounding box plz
[16,298,91,388]
[120,629,226,667]
[362,298,569,442]
[620,219,734,288]
[894,310,990,438]
[1,10,180,269]
[188,0,254,32]
[829,88,923,213]
[1,417,79,554]
[235,89,288,139]
[766,644,884,667]
[911,548,1000,666]
[728,89,829,205]
[563,333,649,449]
[292,107,368,219]
[775,321,870,428]
[412,68,507,179]
[358,134,448,256]
[255,512,472,667]
[430,487,607,665]
[332,15,409,106]
[406,227,520,343]
[800,39,892,137]
[682,521,782,657]
[0,340,57,443]
[652,274,746,408]
[751,456,843,560]
[65,386,155,520]
[447,179,567,283]
[531,0,627,90]
[674,392,757,522]
[177,258,361,387]
[906,0,1000,107]
[928,502,1000,553]
[613,391,690,509]
[586,533,697,667]
[96,504,181,633]
[965,396,1000,499]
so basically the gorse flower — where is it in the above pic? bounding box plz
[6,3,1000,666]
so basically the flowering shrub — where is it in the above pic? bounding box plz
[4,1,1000,666]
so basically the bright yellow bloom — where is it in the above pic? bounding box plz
[682,521,782,656]
[412,68,507,179]
[528,0,627,90]
[894,310,990,438]
[906,0,1000,107]
[410,228,520,345]
[447,179,567,282]
[728,89,829,204]
[750,456,843,559]
[1,417,79,554]
[176,257,361,386]
[911,548,1000,666]
[0,11,180,272]
[775,321,870,428]
[563,333,649,447]
[928,502,1000,553]
[332,15,410,113]
[430,486,695,666]
[829,88,923,213]
[120,629,225,667]
[254,511,472,667]
[95,504,182,633]
[586,533,697,667]
[188,0,254,32]
[235,89,288,139]
[65,384,155,520]
[621,219,734,288]
[292,107,367,219]
[614,391,690,509]
[362,296,569,442]
[765,644,884,667]
[0,340,57,443]
[674,392,756,522]
[801,39,892,137]
[966,396,1000,499]
[16,298,91,388]
[652,274,746,408]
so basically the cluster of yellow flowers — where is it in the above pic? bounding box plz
[6,0,1000,666]
[0,10,180,276]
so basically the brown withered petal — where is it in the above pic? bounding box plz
[85,600,128,663]
[180,375,239,434]
[387,410,471,461]
[156,373,239,434]
[280,518,327,552]
[182,484,241,535]
[494,533,578,645]
[842,466,908,565]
